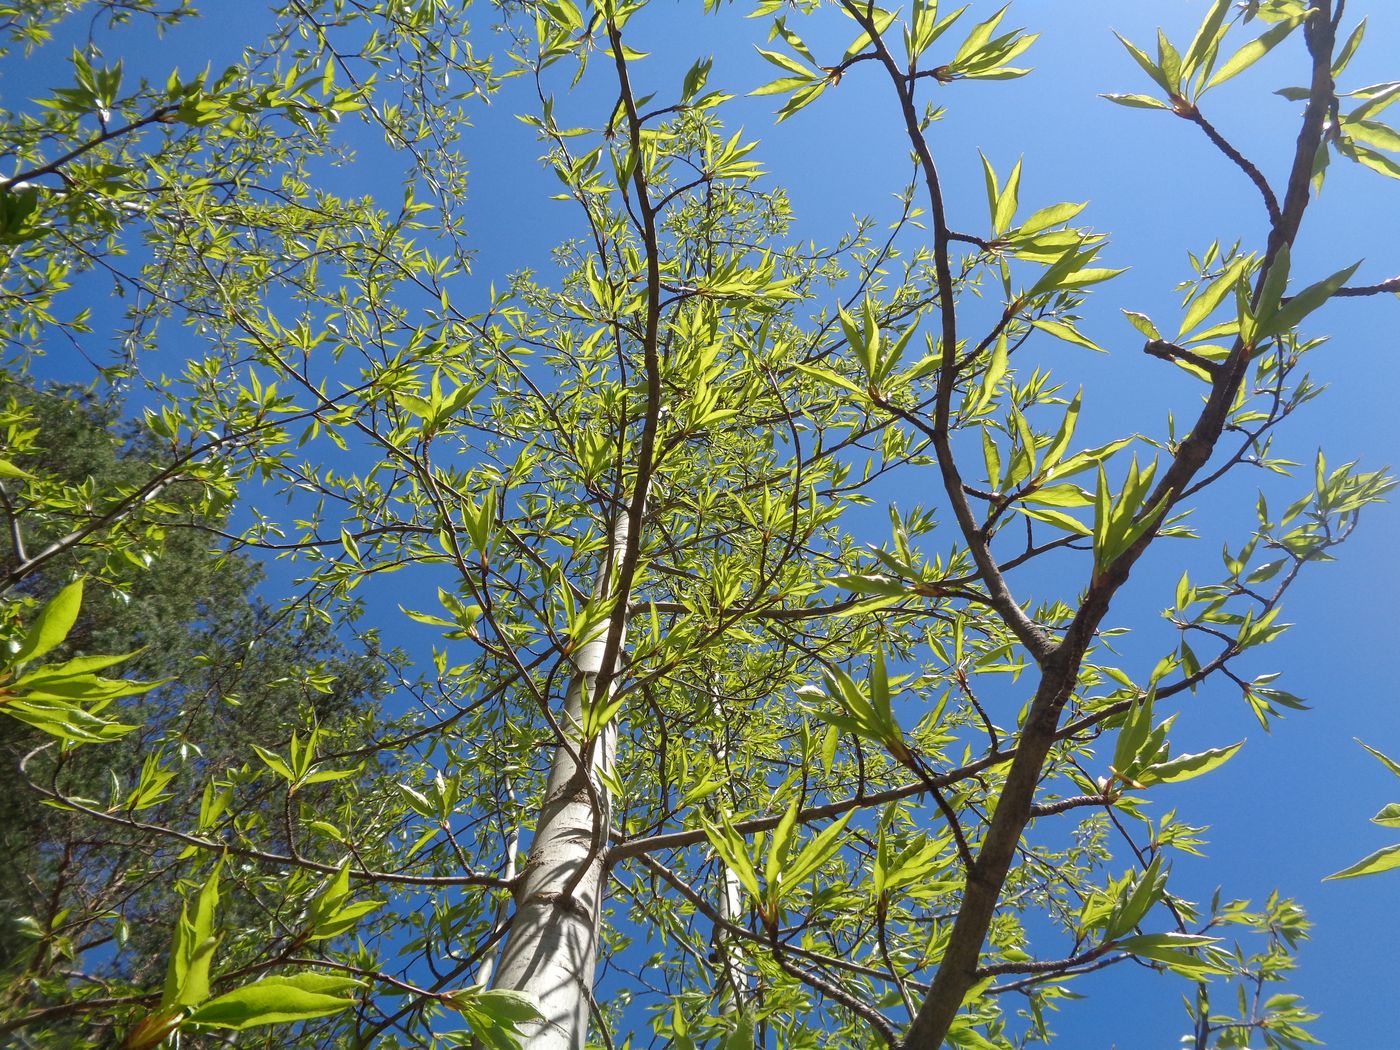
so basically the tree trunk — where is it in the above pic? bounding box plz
[716,858,748,1015]
[711,694,749,1023]
[474,778,518,990]
[490,516,629,1049]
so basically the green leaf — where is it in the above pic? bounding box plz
[470,988,543,1025]
[251,743,294,781]
[702,817,761,903]
[1324,842,1400,881]
[971,335,1008,414]
[1345,118,1400,153]
[1371,803,1400,828]
[1102,93,1171,110]
[450,987,543,1050]
[1117,933,1230,978]
[1104,855,1166,939]
[1181,0,1232,87]
[982,427,1003,490]
[1122,310,1161,340]
[0,456,34,479]
[1179,258,1247,338]
[1112,693,1155,776]
[2,695,135,743]
[163,862,223,1010]
[1045,436,1135,483]
[765,799,800,886]
[1041,389,1081,469]
[187,973,363,1029]
[301,765,361,786]
[1332,17,1366,77]
[841,6,896,62]
[750,75,813,98]
[1113,33,1171,93]
[681,57,712,102]
[1118,931,1219,951]
[828,573,908,597]
[1022,483,1092,508]
[794,362,865,397]
[754,47,816,79]
[995,156,1022,233]
[1348,81,1400,123]
[1017,505,1092,537]
[19,651,141,677]
[1205,19,1300,90]
[1031,318,1103,352]
[1359,740,1400,778]
[1018,201,1086,236]
[1156,28,1183,93]
[1140,741,1243,785]
[785,811,855,887]
[12,580,83,666]
[1343,139,1400,180]
[1255,259,1362,339]
[953,4,1010,65]
[1059,266,1127,288]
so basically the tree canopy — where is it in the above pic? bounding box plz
[1,1,1397,1048]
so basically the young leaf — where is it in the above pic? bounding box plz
[785,811,855,887]
[1205,19,1300,91]
[1102,92,1171,110]
[1114,32,1171,94]
[1031,318,1104,353]
[1359,740,1400,778]
[1140,741,1244,785]
[1255,260,1362,339]
[187,973,363,1029]
[1323,843,1400,881]
[11,580,84,666]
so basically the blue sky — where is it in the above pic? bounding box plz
[12,0,1400,1045]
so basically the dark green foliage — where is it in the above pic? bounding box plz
[0,379,385,1038]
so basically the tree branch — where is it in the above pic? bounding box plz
[1181,104,1281,225]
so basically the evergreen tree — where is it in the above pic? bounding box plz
[0,381,387,1042]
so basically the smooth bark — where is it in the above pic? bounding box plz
[491,519,630,1049]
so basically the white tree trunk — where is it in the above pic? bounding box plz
[473,779,518,990]
[490,516,629,1050]
[716,859,747,1015]
[711,696,749,1025]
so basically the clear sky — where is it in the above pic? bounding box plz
[14,1,1400,1045]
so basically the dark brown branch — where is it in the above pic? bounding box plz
[1335,275,1400,297]
[1029,794,1112,818]
[836,0,1052,667]
[898,7,1339,1048]
[948,230,995,251]
[988,951,1128,995]
[0,394,367,595]
[0,993,157,1039]
[608,745,1014,864]
[20,749,510,890]
[553,15,671,904]
[772,946,899,1046]
[2,105,179,190]
[1180,104,1282,226]
[1143,338,1223,377]
[630,852,919,990]
[977,942,1114,979]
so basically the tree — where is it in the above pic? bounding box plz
[1,0,1397,1048]
[0,379,390,1041]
